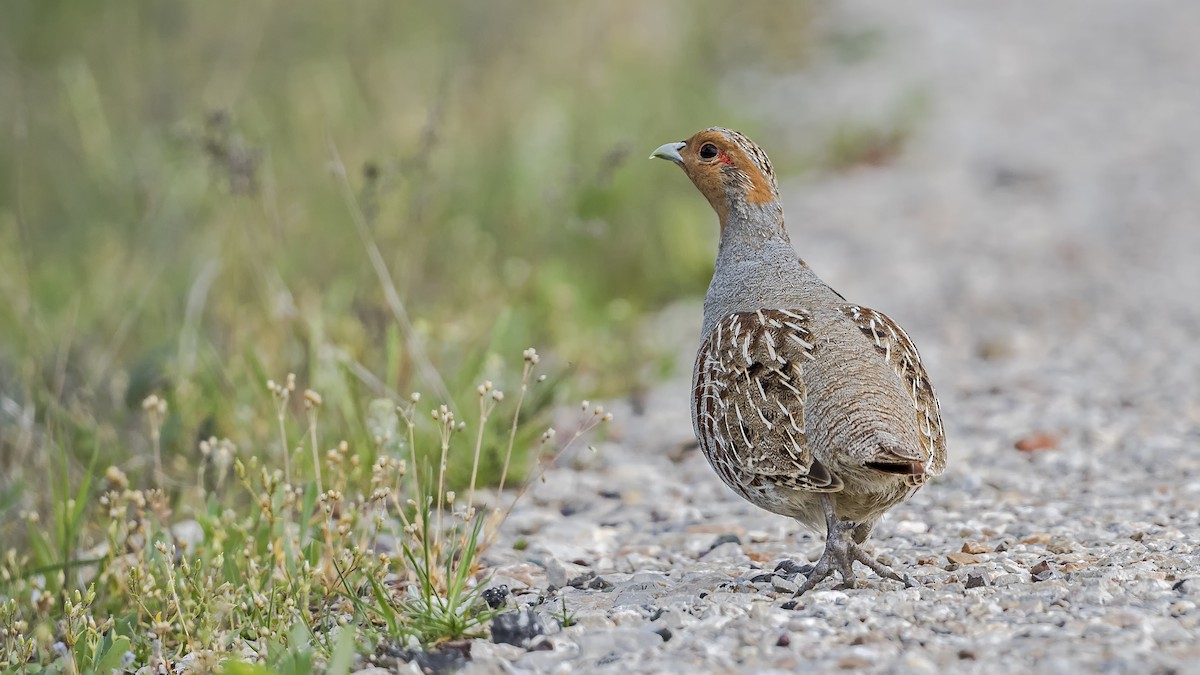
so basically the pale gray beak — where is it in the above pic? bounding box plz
[650,141,685,164]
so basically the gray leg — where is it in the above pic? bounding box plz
[794,494,913,595]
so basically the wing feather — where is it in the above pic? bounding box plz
[840,305,947,479]
[693,310,843,497]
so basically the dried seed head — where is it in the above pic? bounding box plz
[523,347,540,364]
[104,466,129,490]
[304,389,323,407]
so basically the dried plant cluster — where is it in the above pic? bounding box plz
[0,348,611,671]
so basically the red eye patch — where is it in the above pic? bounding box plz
[716,150,735,166]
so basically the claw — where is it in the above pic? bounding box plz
[793,494,911,596]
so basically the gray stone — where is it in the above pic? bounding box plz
[576,628,665,660]
[772,577,800,595]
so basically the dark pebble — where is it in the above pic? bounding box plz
[701,533,743,557]
[560,502,589,517]
[490,609,547,648]
[567,571,597,588]
[482,585,510,609]
[379,641,471,674]
[775,560,814,578]
[587,576,614,591]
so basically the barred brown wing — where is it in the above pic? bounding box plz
[693,309,843,495]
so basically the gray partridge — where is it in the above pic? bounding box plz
[652,128,946,593]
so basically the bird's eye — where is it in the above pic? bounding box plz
[699,143,719,160]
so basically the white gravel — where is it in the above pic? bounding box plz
[455,1,1200,673]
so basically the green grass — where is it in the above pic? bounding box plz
[0,0,816,513]
[0,351,611,670]
[0,1,819,669]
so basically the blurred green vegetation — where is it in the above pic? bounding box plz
[0,2,816,531]
[0,1,829,665]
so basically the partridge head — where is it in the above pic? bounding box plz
[651,128,780,227]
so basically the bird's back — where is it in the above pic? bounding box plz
[694,252,944,525]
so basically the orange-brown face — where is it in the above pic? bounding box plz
[652,127,779,226]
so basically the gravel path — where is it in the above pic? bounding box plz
[454,2,1200,673]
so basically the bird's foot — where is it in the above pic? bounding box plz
[792,494,916,596]
[793,531,912,595]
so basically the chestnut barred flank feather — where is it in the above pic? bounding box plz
[693,309,839,499]
[656,128,946,593]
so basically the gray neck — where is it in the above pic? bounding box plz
[701,200,840,337]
